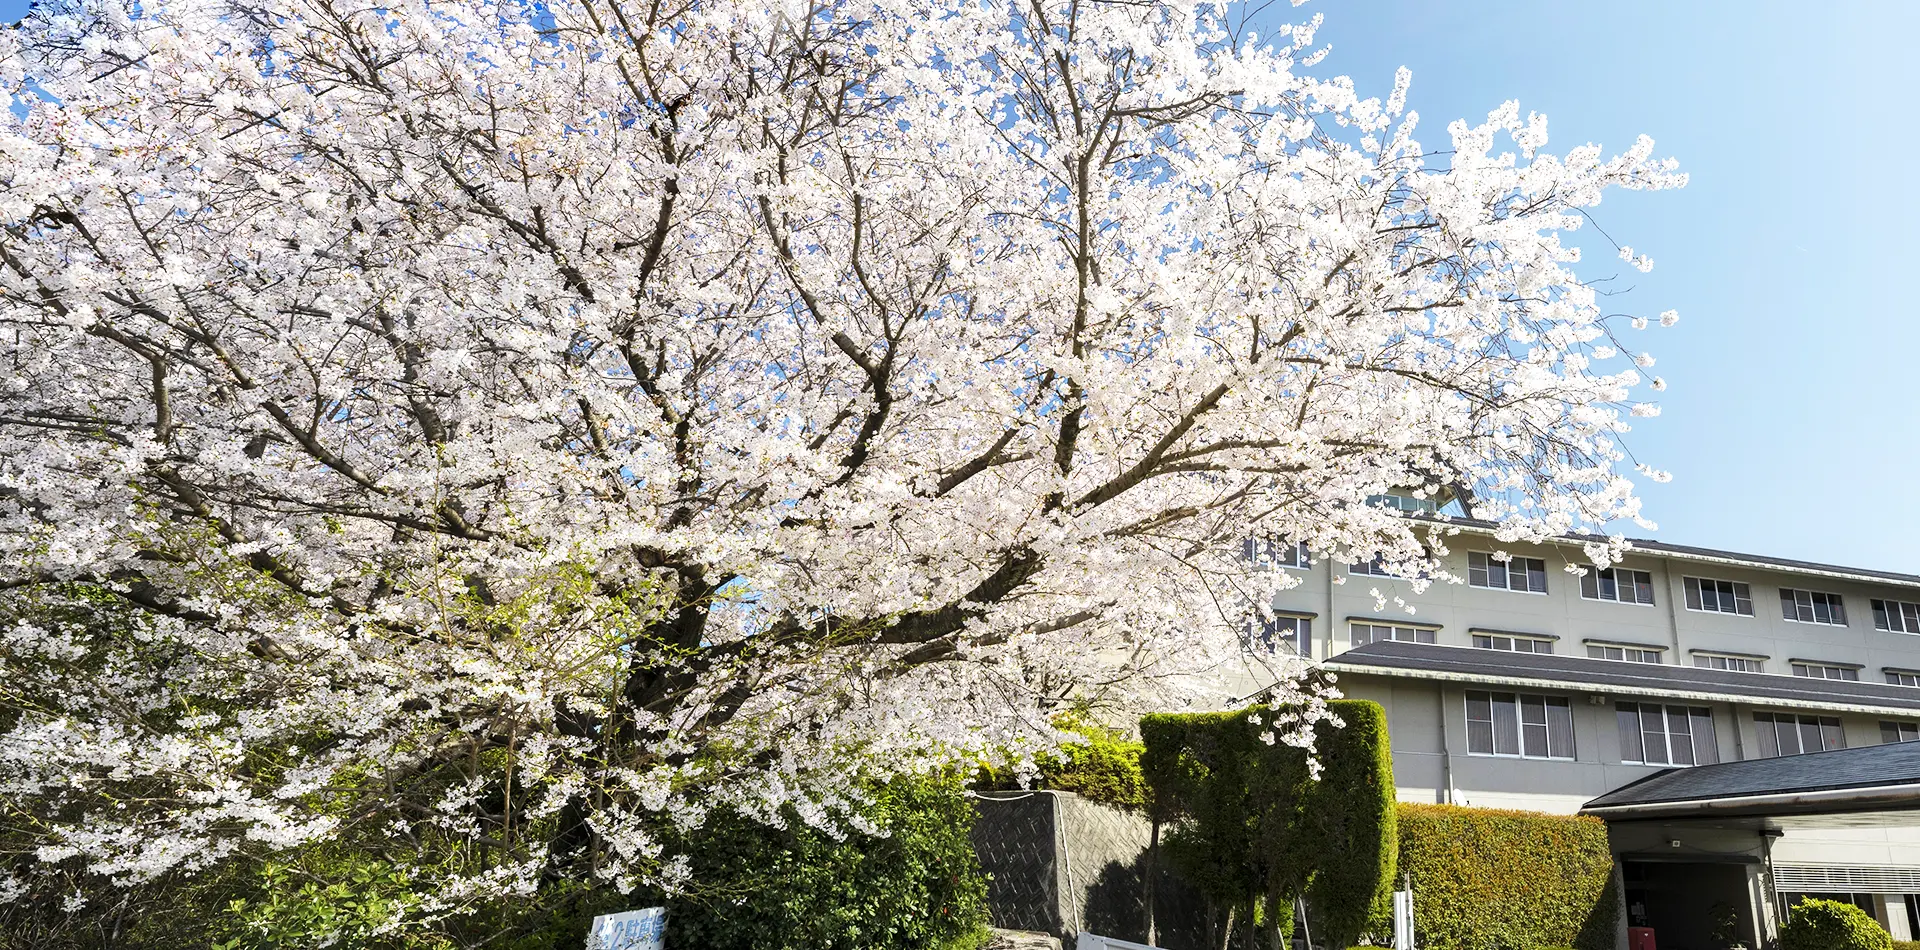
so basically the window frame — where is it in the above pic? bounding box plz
[1789,660,1861,682]
[1872,598,1920,635]
[1581,566,1657,606]
[1248,613,1312,656]
[1887,669,1920,688]
[1471,631,1555,654]
[1467,551,1549,595]
[1465,690,1576,760]
[1780,588,1849,626]
[1349,621,1436,647]
[1616,702,1719,767]
[1682,576,1754,616]
[1693,651,1766,673]
[1753,712,1846,757]
[1882,721,1920,744]
[1243,537,1311,570]
[1587,642,1665,664]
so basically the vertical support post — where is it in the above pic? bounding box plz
[1144,816,1160,946]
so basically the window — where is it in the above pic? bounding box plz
[1889,670,1920,688]
[1791,661,1860,681]
[1684,577,1753,615]
[1369,493,1437,514]
[1872,599,1920,634]
[1694,652,1765,673]
[1754,713,1846,757]
[1882,721,1920,744]
[1249,615,1311,656]
[1781,588,1848,626]
[1473,633,1553,654]
[1465,691,1574,759]
[1242,537,1310,570]
[1582,566,1655,605]
[1617,703,1719,766]
[1588,643,1664,664]
[1468,552,1548,594]
[1349,558,1403,578]
[1350,622,1435,646]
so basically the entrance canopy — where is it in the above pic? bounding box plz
[1583,741,1920,823]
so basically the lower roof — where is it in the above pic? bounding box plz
[1324,640,1920,717]
[1582,741,1920,820]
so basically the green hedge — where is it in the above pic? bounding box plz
[1392,803,1616,950]
[976,716,1149,812]
[1781,899,1893,950]
[1139,700,1396,949]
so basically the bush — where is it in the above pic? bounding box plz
[1139,700,1396,949]
[1780,899,1893,950]
[1391,803,1616,950]
[975,715,1150,812]
[642,774,990,950]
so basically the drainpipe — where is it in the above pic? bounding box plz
[1439,685,1457,804]
[1662,556,1684,657]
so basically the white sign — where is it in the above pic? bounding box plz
[587,907,666,950]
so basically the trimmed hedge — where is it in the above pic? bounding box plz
[974,716,1150,812]
[1140,700,1396,949]
[1781,899,1893,950]
[1391,803,1616,950]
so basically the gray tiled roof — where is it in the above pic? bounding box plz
[1324,640,1920,716]
[1583,741,1920,811]
[1423,513,1920,589]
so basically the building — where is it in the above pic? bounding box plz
[1242,498,1920,949]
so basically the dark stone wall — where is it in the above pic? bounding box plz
[972,791,1208,949]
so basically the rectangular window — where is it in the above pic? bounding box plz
[1872,599,1920,634]
[1616,703,1719,766]
[1790,661,1860,681]
[1889,671,1920,688]
[1468,552,1548,594]
[1350,622,1435,647]
[1781,588,1848,626]
[1581,566,1656,605]
[1588,643,1664,664]
[1473,633,1554,654]
[1882,721,1920,744]
[1242,537,1310,570]
[1694,652,1765,673]
[1249,615,1311,656]
[1753,713,1846,757]
[1466,691,1574,759]
[1683,577,1754,616]
[1349,558,1403,578]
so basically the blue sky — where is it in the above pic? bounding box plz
[6,0,1914,570]
[1285,0,1920,571]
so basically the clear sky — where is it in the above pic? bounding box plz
[4,0,1915,570]
[1281,0,1920,572]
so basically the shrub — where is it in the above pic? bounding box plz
[975,715,1150,812]
[644,774,991,950]
[1780,899,1893,950]
[1139,700,1396,949]
[1390,803,1616,950]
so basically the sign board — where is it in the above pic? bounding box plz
[1393,889,1415,950]
[586,907,666,950]
[1076,933,1163,950]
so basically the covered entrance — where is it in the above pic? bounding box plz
[1623,861,1757,950]
[1584,742,1920,950]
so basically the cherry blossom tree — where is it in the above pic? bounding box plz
[0,0,1680,925]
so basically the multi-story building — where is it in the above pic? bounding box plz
[1243,497,1920,950]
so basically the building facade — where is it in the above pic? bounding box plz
[1243,505,1920,947]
